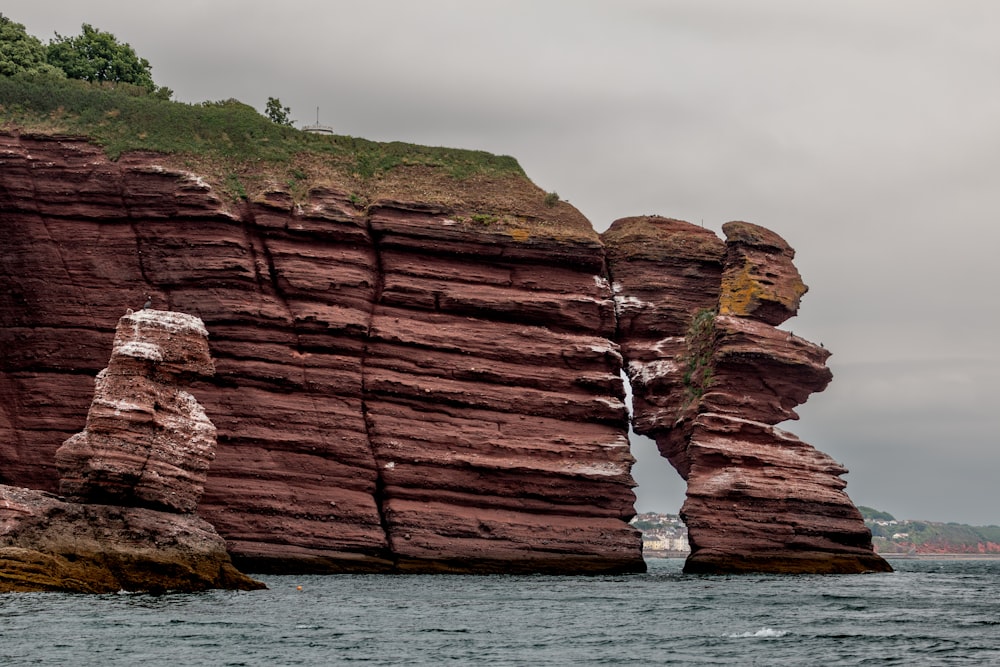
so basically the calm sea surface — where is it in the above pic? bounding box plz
[2,558,998,665]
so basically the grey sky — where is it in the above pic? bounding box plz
[8,1,999,524]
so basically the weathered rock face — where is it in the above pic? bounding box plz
[56,309,216,513]
[0,484,262,593]
[605,217,890,573]
[0,130,885,574]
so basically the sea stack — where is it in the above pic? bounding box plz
[0,310,263,593]
[604,217,891,574]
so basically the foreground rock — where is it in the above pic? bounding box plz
[0,485,261,593]
[606,217,890,573]
[0,309,263,592]
[0,130,885,574]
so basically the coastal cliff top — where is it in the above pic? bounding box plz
[0,75,596,242]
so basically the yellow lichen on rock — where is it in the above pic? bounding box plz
[719,221,807,326]
[718,258,805,318]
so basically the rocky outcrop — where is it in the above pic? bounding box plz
[0,485,261,593]
[0,308,263,592]
[55,309,216,513]
[606,217,890,573]
[0,130,886,574]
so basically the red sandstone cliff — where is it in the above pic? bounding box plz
[0,131,640,574]
[0,130,887,574]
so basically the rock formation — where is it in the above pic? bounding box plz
[0,485,262,593]
[55,309,217,513]
[607,217,890,573]
[0,308,263,592]
[0,129,888,574]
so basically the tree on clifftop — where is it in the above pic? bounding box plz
[0,13,64,77]
[265,96,294,126]
[45,23,155,89]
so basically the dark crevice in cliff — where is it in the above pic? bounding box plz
[238,203,304,352]
[601,255,631,421]
[601,250,690,523]
[108,160,159,310]
[359,215,396,564]
[603,259,623,349]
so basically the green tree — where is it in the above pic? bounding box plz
[265,96,293,126]
[46,23,155,89]
[0,13,64,77]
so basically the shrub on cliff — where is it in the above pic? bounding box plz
[265,96,294,126]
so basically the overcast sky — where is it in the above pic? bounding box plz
[9,1,999,525]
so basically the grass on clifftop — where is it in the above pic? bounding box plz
[0,74,523,179]
[0,75,597,241]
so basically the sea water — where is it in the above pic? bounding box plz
[2,558,998,665]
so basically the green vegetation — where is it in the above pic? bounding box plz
[0,14,64,77]
[1,15,170,96]
[862,507,1000,554]
[682,308,717,402]
[470,213,498,225]
[543,191,560,207]
[0,75,523,172]
[264,96,293,127]
[858,506,896,522]
[0,12,525,194]
[46,23,158,91]
[0,73,526,200]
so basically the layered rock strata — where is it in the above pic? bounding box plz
[0,308,263,592]
[606,217,890,573]
[0,132,640,574]
[0,130,885,574]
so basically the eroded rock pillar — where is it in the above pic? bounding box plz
[604,216,890,574]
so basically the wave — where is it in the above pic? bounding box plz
[724,627,789,638]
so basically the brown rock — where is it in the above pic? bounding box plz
[362,200,639,573]
[719,220,807,326]
[603,218,890,574]
[0,485,263,593]
[0,132,642,574]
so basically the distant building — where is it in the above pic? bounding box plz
[642,534,690,553]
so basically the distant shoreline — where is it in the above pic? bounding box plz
[880,553,1000,560]
[642,550,690,559]
[644,551,1000,561]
